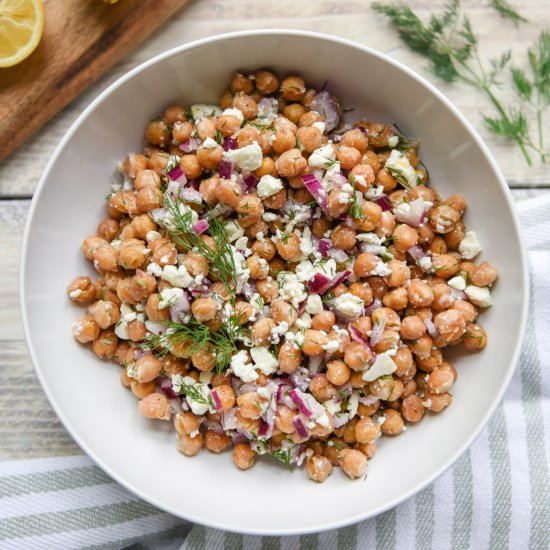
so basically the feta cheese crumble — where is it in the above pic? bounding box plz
[201,137,218,149]
[362,352,397,382]
[459,231,482,260]
[257,175,283,198]
[277,271,307,308]
[306,294,324,315]
[385,149,418,189]
[158,287,184,309]
[230,350,258,382]
[448,276,467,291]
[464,285,493,308]
[331,292,364,318]
[222,108,244,122]
[191,104,222,119]
[250,347,278,375]
[223,142,263,172]
[308,144,336,168]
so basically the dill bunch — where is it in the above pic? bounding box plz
[373,0,548,166]
[162,194,238,302]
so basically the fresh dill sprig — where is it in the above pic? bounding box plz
[489,0,527,25]
[177,380,214,408]
[254,438,295,472]
[144,319,240,373]
[348,175,365,220]
[373,1,548,165]
[162,194,238,301]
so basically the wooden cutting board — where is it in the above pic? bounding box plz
[0,0,190,161]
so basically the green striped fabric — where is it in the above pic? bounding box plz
[1,195,548,549]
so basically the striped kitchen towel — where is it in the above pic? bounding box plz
[1,193,549,550]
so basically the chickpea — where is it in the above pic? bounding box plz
[174,411,201,435]
[233,92,258,120]
[251,239,276,261]
[196,143,223,170]
[400,315,427,341]
[341,129,369,153]
[126,320,146,342]
[90,300,121,329]
[329,225,355,250]
[338,449,368,479]
[118,245,146,270]
[275,232,302,262]
[310,373,337,402]
[349,165,375,193]
[302,329,328,356]
[130,215,156,240]
[92,329,118,359]
[136,186,163,213]
[122,154,148,179]
[310,310,335,332]
[237,392,266,419]
[427,365,455,395]
[347,283,372,305]
[416,349,443,372]
[256,278,279,303]
[393,346,416,380]
[392,224,418,253]
[423,392,453,412]
[471,262,498,287]
[229,72,254,94]
[233,442,256,470]
[310,217,330,239]
[367,277,389,300]
[179,154,203,179]
[205,430,231,453]
[429,236,447,255]
[234,300,255,325]
[213,179,241,209]
[162,354,187,377]
[177,432,204,456]
[194,117,216,141]
[385,260,409,288]
[237,194,264,227]
[307,455,333,483]
[275,148,307,178]
[145,120,169,146]
[67,276,97,304]
[97,218,120,242]
[375,168,398,193]
[279,75,306,100]
[380,409,405,435]
[191,297,218,323]
[383,287,408,310]
[209,385,235,412]
[274,342,300,374]
[325,189,351,218]
[191,349,216,372]
[401,395,425,423]
[282,103,305,125]
[130,379,155,399]
[163,105,186,125]
[445,222,465,250]
[463,323,487,351]
[151,241,177,267]
[250,318,275,346]
[325,360,351,386]
[254,69,279,95]
[430,253,459,279]
[355,416,381,445]
[272,129,296,154]
[434,309,466,342]
[344,341,372,371]
[453,299,477,323]
[270,300,298,326]
[138,392,171,421]
[172,121,193,143]
[72,314,100,343]
[408,279,435,307]
[430,205,460,234]
[216,114,242,138]
[409,335,434,359]
[274,404,297,434]
[296,125,322,153]
[356,201,383,232]
[353,253,378,278]
[443,194,467,215]
[245,254,269,280]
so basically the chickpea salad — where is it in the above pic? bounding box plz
[69,69,498,482]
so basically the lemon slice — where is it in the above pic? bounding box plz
[0,0,44,68]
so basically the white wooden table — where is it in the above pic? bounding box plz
[1,0,548,460]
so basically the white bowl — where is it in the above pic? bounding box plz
[21,30,528,535]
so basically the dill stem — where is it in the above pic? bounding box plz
[536,97,546,163]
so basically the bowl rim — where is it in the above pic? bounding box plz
[20,28,529,535]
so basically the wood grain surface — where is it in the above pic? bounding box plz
[0,0,190,161]
[0,0,549,461]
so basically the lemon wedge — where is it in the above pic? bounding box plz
[0,0,44,68]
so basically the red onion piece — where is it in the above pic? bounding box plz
[243,174,258,192]
[310,90,342,132]
[364,297,383,316]
[276,382,291,404]
[179,188,203,203]
[394,198,426,227]
[327,247,348,263]
[450,288,467,300]
[333,412,350,429]
[257,420,270,437]
[159,377,179,398]
[324,269,352,295]
[222,408,238,430]
[145,320,169,335]
[211,389,222,411]
[308,355,323,375]
[301,174,329,215]
[370,318,386,347]
[297,299,307,316]
[169,291,190,322]
[222,137,237,151]
[179,137,201,153]
[289,389,313,418]
[203,419,224,435]
[193,219,209,235]
[358,126,369,137]
[334,383,352,403]
[293,416,309,439]
[167,164,185,183]
[424,318,440,340]
[150,208,168,224]
[307,272,332,294]
[219,159,234,179]
[289,368,311,392]
[318,238,332,257]
[408,244,426,261]
[376,195,393,212]
[348,324,376,365]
